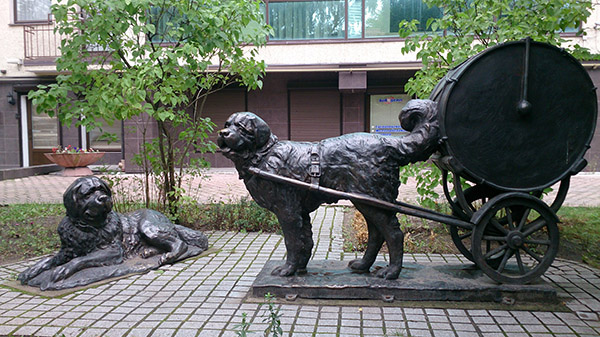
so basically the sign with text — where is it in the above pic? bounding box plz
[370,94,410,136]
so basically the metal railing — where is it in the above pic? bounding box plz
[23,22,65,63]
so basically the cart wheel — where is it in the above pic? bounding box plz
[471,193,559,284]
[450,185,502,263]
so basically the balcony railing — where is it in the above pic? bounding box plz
[23,22,65,65]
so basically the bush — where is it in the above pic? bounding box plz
[179,197,280,234]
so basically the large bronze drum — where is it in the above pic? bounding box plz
[431,39,597,192]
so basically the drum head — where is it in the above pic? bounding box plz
[437,40,597,191]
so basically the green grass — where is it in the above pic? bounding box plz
[557,206,600,269]
[0,204,64,263]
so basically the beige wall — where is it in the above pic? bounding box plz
[1,4,600,77]
[0,0,29,78]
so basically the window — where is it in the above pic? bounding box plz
[265,0,441,41]
[89,120,122,150]
[15,0,51,23]
[269,0,346,40]
[31,106,58,149]
[149,6,185,43]
[365,0,442,37]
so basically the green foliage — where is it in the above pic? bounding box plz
[400,162,442,209]
[397,0,595,205]
[29,0,272,215]
[398,0,595,98]
[180,197,280,233]
[262,293,283,337]
[234,312,252,337]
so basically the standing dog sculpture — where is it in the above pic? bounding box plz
[218,99,440,280]
[18,176,208,290]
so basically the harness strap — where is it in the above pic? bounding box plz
[309,144,321,186]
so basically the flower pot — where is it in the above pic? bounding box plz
[44,152,105,176]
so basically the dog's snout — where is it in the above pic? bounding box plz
[218,128,230,137]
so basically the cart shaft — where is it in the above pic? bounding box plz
[247,167,473,230]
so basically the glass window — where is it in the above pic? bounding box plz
[149,6,184,43]
[365,0,441,37]
[347,0,363,38]
[31,106,58,149]
[269,0,345,40]
[89,120,122,150]
[15,0,51,22]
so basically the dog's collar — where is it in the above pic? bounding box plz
[238,134,278,180]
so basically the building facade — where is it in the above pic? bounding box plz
[2,0,600,172]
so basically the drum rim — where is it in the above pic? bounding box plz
[433,39,598,192]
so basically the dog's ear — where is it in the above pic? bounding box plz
[63,178,83,217]
[251,116,271,149]
[96,177,112,197]
[238,112,272,149]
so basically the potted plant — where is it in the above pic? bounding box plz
[45,145,105,176]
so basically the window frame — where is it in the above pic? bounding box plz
[263,0,442,42]
[13,0,52,25]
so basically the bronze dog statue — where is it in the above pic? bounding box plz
[18,176,208,290]
[217,99,439,280]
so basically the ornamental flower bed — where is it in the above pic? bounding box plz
[45,146,104,169]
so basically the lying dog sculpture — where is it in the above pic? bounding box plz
[218,99,440,280]
[18,176,208,290]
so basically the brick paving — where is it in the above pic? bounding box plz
[0,170,599,336]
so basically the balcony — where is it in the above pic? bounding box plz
[23,22,64,66]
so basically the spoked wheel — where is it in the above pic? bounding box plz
[450,185,502,264]
[471,193,559,284]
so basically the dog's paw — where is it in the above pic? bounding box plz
[51,265,72,282]
[375,265,402,280]
[271,263,297,277]
[158,252,177,265]
[347,259,372,273]
[17,271,32,284]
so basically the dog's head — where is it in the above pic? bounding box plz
[399,99,438,132]
[63,176,113,230]
[217,112,275,161]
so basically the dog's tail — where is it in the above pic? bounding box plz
[174,224,209,251]
[394,99,440,166]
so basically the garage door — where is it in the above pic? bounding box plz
[290,89,341,142]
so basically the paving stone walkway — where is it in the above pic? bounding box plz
[0,170,599,336]
[0,207,599,337]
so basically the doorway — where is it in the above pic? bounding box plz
[27,99,59,166]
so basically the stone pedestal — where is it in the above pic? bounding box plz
[252,260,557,303]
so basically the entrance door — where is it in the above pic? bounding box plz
[27,100,59,165]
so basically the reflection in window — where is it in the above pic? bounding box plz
[365,0,441,37]
[149,6,184,43]
[89,120,122,150]
[31,106,58,149]
[15,0,51,22]
[269,1,345,40]
[347,0,362,38]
